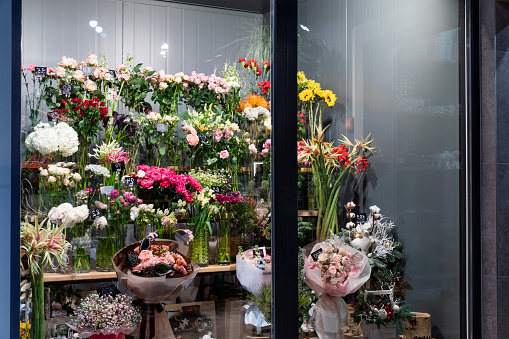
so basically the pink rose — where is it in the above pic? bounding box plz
[127,196,137,204]
[140,178,154,189]
[249,144,258,155]
[224,128,233,139]
[220,150,229,159]
[160,180,171,188]
[184,191,193,203]
[138,249,154,261]
[176,184,186,195]
[261,149,268,156]
[138,165,150,172]
[84,79,95,91]
[138,199,143,204]
[187,134,199,146]
[214,129,223,142]
[159,82,168,90]
[263,139,271,149]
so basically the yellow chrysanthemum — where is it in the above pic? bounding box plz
[315,89,325,98]
[324,91,337,107]
[307,80,321,92]
[299,89,314,102]
[297,71,307,85]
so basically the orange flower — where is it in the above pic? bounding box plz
[239,94,269,111]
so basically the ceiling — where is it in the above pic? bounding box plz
[155,0,270,13]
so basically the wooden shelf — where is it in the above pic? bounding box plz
[298,210,318,217]
[44,264,237,283]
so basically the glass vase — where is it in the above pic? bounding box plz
[71,236,91,273]
[189,226,209,267]
[96,230,119,272]
[217,234,231,265]
[29,259,45,339]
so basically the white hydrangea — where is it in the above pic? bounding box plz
[85,164,111,178]
[25,122,79,157]
[242,106,270,121]
[130,206,140,221]
[55,122,79,157]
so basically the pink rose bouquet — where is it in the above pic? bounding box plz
[302,237,371,338]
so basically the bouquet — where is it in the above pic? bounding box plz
[68,293,141,338]
[236,246,272,332]
[113,237,199,339]
[127,236,191,277]
[302,236,370,339]
[25,122,79,159]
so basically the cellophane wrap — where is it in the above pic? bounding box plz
[302,240,371,339]
[235,247,271,294]
[113,239,200,339]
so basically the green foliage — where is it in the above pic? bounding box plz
[248,282,272,323]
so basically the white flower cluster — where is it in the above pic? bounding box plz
[26,122,79,157]
[226,76,240,88]
[85,164,111,178]
[48,203,89,226]
[89,141,122,162]
[242,106,271,121]
[93,216,108,229]
[176,199,187,214]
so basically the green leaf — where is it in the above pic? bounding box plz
[159,147,166,155]
[393,250,402,259]
[162,97,170,105]
[149,138,158,144]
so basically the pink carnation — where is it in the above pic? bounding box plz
[220,150,229,159]
[187,134,199,146]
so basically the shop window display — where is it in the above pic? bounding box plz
[19,0,465,338]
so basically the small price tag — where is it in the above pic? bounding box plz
[99,186,114,195]
[310,248,323,262]
[199,134,208,143]
[90,208,102,220]
[34,66,47,77]
[49,111,60,119]
[211,186,222,195]
[108,69,116,78]
[61,84,72,95]
[156,123,169,132]
[356,213,367,223]
[112,161,125,172]
[124,176,136,187]
[252,248,264,258]
[82,66,95,75]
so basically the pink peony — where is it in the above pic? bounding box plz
[220,150,229,159]
[176,184,186,195]
[140,178,154,189]
[138,199,143,204]
[110,190,120,199]
[127,195,137,204]
[187,134,199,146]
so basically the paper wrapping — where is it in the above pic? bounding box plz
[113,239,200,339]
[302,241,370,339]
[235,247,271,294]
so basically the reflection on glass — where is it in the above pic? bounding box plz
[298,0,461,338]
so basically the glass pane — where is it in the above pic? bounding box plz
[297,0,462,338]
[20,1,272,338]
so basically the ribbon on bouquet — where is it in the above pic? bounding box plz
[242,302,270,334]
[134,301,175,339]
[314,294,349,339]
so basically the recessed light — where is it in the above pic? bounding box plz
[95,26,103,33]
[89,20,98,28]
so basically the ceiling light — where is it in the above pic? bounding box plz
[300,24,310,32]
[95,26,103,33]
[89,20,98,28]
[161,43,169,50]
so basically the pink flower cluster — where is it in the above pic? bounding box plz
[110,190,142,206]
[261,139,271,156]
[135,165,202,203]
[132,247,188,276]
[309,244,361,287]
[150,70,229,96]
[183,125,199,146]
[115,64,131,82]
[105,149,130,164]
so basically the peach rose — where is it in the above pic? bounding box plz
[187,134,199,146]
[84,79,95,91]
[72,70,85,82]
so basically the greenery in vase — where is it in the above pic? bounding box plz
[20,217,71,339]
[21,64,56,130]
[214,191,243,264]
[248,282,272,324]
[138,111,179,166]
[297,71,374,241]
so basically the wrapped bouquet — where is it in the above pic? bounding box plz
[302,236,370,339]
[113,235,199,339]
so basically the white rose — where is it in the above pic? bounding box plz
[137,170,146,178]
[73,173,82,181]
[130,206,140,221]
[47,165,57,174]
[93,216,108,229]
[40,169,49,176]
[47,176,56,183]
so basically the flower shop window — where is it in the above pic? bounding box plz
[20,0,274,338]
[296,0,467,338]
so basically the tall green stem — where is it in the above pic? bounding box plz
[30,259,45,339]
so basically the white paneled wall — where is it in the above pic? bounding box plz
[22,0,261,75]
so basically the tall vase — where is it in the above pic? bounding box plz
[30,259,45,339]
[72,236,91,273]
[189,226,209,267]
[217,234,231,265]
[96,228,119,272]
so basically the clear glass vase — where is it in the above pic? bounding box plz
[189,226,210,267]
[71,236,91,273]
[217,234,231,265]
[96,229,119,272]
